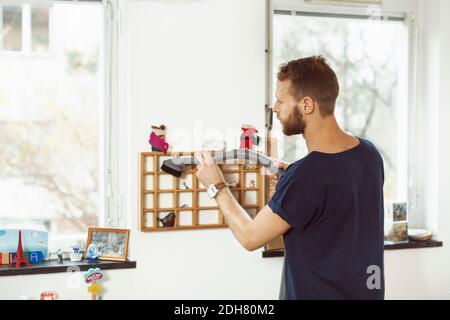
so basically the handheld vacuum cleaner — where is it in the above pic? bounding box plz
[160,149,285,178]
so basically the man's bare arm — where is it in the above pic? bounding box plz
[215,188,291,251]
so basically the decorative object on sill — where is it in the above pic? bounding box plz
[240,124,260,151]
[86,243,100,264]
[0,229,48,264]
[84,268,103,300]
[139,152,264,232]
[57,249,64,264]
[86,227,130,262]
[10,230,30,268]
[149,124,169,153]
[158,212,176,227]
[408,229,433,242]
[70,240,83,262]
[179,204,189,209]
[40,291,57,300]
[384,201,408,244]
[248,180,256,188]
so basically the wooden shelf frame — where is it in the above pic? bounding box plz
[139,152,264,232]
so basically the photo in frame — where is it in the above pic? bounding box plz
[86,227,130,261]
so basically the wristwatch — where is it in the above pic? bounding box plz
[207,182,228,199]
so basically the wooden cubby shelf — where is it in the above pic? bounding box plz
[139,152,264,232]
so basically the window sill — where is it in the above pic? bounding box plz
[261,239,443,258]
[0,259,136,277]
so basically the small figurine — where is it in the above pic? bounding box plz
[240,124,260,150]
[57,249,64,264]
[149,124,169,152]
[249,180,256,188]
[179,204,188,209]
[84,268,103,300]
[10,230,30,268]
[181,181,189,189]
[70,240,83,262]
[40,291,57,300]
[158,212,176,227]
[86,243,100,263]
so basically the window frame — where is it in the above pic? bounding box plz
[266,0,420,225]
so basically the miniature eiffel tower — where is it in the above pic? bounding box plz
[10,230,30,268]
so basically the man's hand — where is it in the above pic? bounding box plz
[267,160,289,183]
[195,151,226,187]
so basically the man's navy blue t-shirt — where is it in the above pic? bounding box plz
[268,138,385,300]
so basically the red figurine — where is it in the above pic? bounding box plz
[10,230,30,268]
[149,125,169,153]
[240,124,260,150]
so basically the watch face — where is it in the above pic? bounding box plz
[207,185,218,198]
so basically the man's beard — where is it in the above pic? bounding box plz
[281,107,306,136]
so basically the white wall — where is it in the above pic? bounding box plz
[384,0,450,300]
[1,0,450,300]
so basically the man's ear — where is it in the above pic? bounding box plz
[301,97,315,115]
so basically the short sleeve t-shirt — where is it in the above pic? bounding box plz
[268,138,385,300]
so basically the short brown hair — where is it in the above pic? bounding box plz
[277,56,339,116]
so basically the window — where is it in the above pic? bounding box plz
[0,1,105,249]
[270,9,410,204]
[1,6,22,51]
[0,3,49,53]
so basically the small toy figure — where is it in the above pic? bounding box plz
[70,241,83,262]
[240,125,260,150]
[158,212,176,227]
[86,243,100,263]
[181,181,189,189]
[57,249,64,264]
[70,247,83,262]
[249,180,256,188]
[10,230,30,268]
[149,124,169,152]
[40,291,57,300]
[84,268,103,300]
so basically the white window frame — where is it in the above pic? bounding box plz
[266,0,420,226]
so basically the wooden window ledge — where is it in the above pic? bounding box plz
[0,259,136,277]
[262,239,443,258]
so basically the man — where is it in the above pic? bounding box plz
[195,56,385,300]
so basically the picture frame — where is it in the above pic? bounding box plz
[86,227,130,261]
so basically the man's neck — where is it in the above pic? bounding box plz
[303,116,359,154]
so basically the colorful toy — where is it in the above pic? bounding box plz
[86,243,100,263]
[28,251,44,263]
[84,268,103,300]
[0,229,48,264]
[240,124,260,150]
[10,230,30,268]
[40,291,57,300]
[149,124,169,152]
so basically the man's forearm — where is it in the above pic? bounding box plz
[215,187,254,250]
